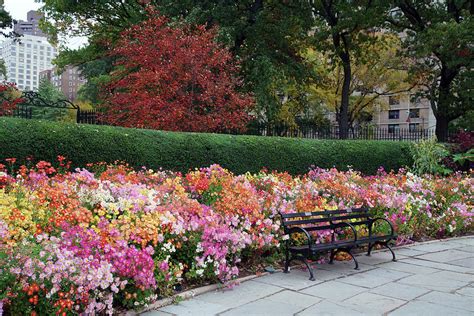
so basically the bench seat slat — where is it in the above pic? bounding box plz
[281,208,368,219]
[284,217,331,226]
[284,214,369,226]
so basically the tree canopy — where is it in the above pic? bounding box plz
[387,0,473,140]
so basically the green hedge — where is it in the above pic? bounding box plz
[0,118,413,175]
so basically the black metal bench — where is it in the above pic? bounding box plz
[280,207,397,281]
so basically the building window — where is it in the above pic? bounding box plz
[409,109,420,118]
[388,110,400,120]
[388,124,400,134]
[409,123,420,132]
[389,96,400,106]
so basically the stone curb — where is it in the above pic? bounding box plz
[128,235,473,315]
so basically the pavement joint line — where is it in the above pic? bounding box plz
[291,300,321,316]
[382,289,435,316]
[214,288,286,316]
[418,289,474,312]
[398,257,474,273]
[409,255,472,266]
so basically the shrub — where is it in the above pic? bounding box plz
[410,138,452,175]
[0,118,413,174]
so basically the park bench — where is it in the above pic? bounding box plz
[280,207,397,281]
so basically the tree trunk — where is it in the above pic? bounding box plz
[434,63,458,142]
[435,113,449,142]
[339,57,351,139]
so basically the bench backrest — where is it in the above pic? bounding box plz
[280,207,371,233]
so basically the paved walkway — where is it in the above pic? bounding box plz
[144,236,474,316]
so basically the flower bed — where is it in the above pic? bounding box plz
[0,159,472,315]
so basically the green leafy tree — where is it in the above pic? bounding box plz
[306,33,414,128]
[37,77,66,102]
[308,0,389,138]
[33,78,70,121]
[0,0,13,37]
[387,1,473,141]
[0,0,14,76]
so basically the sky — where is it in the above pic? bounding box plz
[4,0,87,49]
[5,0,42,21]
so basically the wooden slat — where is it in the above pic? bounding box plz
[281,207,368,219]
[284,217,330,226]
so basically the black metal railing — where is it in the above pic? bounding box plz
[76,110,104,125]
[245,124,440,141]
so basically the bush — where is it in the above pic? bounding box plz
[0,118,413,174]
[410,138,452,175]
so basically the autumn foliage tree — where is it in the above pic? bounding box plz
[100,12,254,132]
[0,82,22,116]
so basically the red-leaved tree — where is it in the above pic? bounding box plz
[100,12,254,132]
[0,82,23,116]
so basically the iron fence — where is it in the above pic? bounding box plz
[245,124,442,141]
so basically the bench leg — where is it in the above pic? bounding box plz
[299,256,315,281]
[284,249,291,273]
[347,250,359,270]
[367,242,375,256]
[329,249,337,264]
[384,241,397,262]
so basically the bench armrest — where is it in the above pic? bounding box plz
[370,217,395,236]
[333,222,358,243]
[287,227,313,247]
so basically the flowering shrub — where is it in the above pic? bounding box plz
[0,158,472,315]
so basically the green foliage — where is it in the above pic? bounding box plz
[29,78,70,121]
[0,2,13,37]
[0,58,6,80]
[410,138,451,176]
[308,0,390,136]
[0,118,413,175]
[37,78,67,103]
[387,1,473,140]
[452,149,474,165]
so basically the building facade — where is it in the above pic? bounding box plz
[0,34,57,91]
[13,10,47,37]
[40,66,86,102]
[373,93,437,132]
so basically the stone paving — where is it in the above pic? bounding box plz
[144,236,474,316]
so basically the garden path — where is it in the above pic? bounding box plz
[143,236,474,316]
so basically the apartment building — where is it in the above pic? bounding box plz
[0,34,57,90]
[373,94,437,132]
[39,66,86,102]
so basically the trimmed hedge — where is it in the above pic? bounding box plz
[0,118,413,175]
